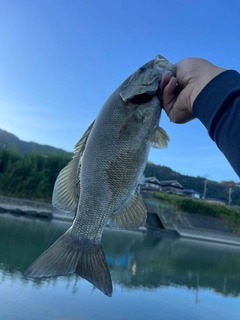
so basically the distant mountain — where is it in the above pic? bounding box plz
[0,128,71,155]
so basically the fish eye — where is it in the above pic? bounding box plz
[139,67,146,73]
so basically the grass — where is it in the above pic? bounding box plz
[153,191,240,234]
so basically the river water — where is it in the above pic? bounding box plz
[1,213,240,320]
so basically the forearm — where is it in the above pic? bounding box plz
[193,70,240,177]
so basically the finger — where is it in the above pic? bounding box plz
[168,107,195,124]
[159,72,172,92]
[163,76,178,96]
[168,92,196,124]
[161,76,178,116]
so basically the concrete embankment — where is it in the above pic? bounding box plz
[0,196,52,218]
[2,194,240,246]
[143,197,240,246]
[174,225,240,246]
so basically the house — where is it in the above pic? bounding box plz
[160,180,184,195]
[183,189,201,199]
[142,178,184,195]
[142,177,162,191]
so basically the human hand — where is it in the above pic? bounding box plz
[159,58,226,123]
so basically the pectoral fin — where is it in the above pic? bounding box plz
[119,110,143,135]
[52,121,95,212]
[109,191,147,229]
[152,126,170,149]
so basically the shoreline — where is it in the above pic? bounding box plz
[1,195,240,246]
[0,195,52,219]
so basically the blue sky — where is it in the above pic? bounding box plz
[0,0,239,182]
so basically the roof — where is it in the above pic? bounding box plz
[144,177,161,185]
[160,180,183,189]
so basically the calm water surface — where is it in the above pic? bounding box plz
[1,213,240,320]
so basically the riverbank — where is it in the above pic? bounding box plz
[2,194,240,246]
[0,195,52,219]
[142,191,240,245]
[152,191,240,234]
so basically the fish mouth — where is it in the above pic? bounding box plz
[128,92,156,105]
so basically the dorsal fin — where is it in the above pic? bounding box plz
[52,121,95,212]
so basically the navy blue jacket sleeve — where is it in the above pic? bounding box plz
[192,70,240,178]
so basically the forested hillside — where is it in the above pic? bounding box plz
[0,128,239,206]
[0,146,71,201]
[145,162,240,206]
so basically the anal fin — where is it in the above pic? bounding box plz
[109,191,147,229]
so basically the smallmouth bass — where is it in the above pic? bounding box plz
[25,54,176,296]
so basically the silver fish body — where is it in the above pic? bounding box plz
[25,55,175,296]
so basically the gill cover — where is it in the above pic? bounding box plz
[120,54,174,102]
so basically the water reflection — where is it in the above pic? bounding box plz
[103,230,240,297]
[1,213,240,298]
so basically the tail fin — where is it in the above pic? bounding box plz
[24,228,113,297]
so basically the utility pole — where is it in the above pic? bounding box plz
[203,174,208,199]
[228,187,233,206]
